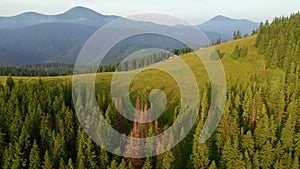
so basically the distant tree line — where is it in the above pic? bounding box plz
[233,29,258,40]
[170,47,193,56]
[0,63,74,76]
[117,51,172,71]
[209,37,224,46]
[0,51,173,76]
[233,30,242,40]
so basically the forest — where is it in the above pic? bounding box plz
[0,13,299,169]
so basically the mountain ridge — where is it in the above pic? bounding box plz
[0,6,120,29]
[208,15,254,22]
[0,6,258,30]
[198,15,259,40]
[0,6,260,66]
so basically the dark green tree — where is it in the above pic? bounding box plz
[42,150,54,169]
[29,140,41,169]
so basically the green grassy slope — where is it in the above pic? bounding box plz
[94,35,271,95]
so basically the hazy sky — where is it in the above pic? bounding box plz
[0,0,299,24]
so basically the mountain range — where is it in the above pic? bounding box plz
[0,6,260,66]
[0,6,119,29]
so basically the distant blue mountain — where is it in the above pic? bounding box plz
[0,23,97,66]
[0,7,260,66]
[197,15,260,40]
[0,6,119,29]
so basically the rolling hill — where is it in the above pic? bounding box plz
[0,35,272,88]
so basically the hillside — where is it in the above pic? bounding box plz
[0,35,275,113]
[0,35,276,120]
[0,20,298,168]
[0,35,267,85]
[0,35,267,119]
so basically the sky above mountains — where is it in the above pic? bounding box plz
[0,0,299,24]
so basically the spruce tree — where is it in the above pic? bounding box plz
[6,75,15,91]
[29,140,41,169]
[281,115,296,152]
[42,150,54,169]
[66,158,74,169]
[208,161,217,169]
[2,144,14,169]
[142,158,152,169]
[291,157,299,169]
[259,141,275,169]
[241,131,255,156]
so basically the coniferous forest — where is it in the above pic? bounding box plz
[0,12,300,169]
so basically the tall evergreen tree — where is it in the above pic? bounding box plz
[281,115,296,152]
[29,140,41,169]
[142,158,152,169]
[42,150,54,169]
